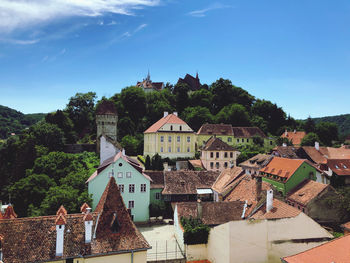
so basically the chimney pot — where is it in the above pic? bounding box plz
[164,112,169,118]
[315,141,320,151]
[285,129,288,136]
[173,112,178,116]
[294,129,296,133]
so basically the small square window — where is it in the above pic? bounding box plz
[128,200,134,209]
[117,172,123,178]
[224,152,228,158]
[228,137,232,142]
[210,162,214,169]
[210,152,214,158]
[177,147,180,152]
[187,136,191,142]
[168,136,172,142]
[155,192,160,200]
[216,162,220,169]
[216,152,219,158]
[129,184,135,193]
[119,184,124,193]
[187,147,190,152]
[161,147,163,152]
[230,152,233,158]
[237,139,239,143]
[126,172,131,178]
[141,184,146,192]
[169,147,171,152]
[177,136,180,142]
[160,136,164,142]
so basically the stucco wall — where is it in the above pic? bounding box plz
[84,251,147,263]
[207,223,230,263]
[100,136,119,164]
[201,150,238,171]
[186,244,207,261]
[88,157,150,222]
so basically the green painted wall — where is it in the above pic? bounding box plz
[88,157,150,222]
[262,162,317,196]
[150,188,164,206]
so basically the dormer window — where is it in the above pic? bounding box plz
[335,165,339,169]
[344,164,348,169]
[111,212,120,233]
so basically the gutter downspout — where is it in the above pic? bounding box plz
[131,250,134,263]
[241,200,248,219]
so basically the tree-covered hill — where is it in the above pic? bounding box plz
[311,114,350,138]
[0,105,46,139]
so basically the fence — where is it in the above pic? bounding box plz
[147,239,185,262]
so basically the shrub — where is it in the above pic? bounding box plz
[180,217,210,245]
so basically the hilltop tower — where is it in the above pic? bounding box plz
[96,100,118,151]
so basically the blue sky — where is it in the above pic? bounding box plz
[0,0,349,119]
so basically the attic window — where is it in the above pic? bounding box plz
[170,125,173,131]
[335,165,340,169]
[110,212,120,233]
[343,164,348,169]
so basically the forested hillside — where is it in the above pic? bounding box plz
[311,114,350,138]
[0,105,45,139]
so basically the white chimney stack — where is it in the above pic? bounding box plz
[284,129,288,136]
[84,210,93,244]
[122,148,126,156]
[163,162,168,171]
[173,112,178,116]
[282,143,287,147]
[163,112,169,118]
[315,141,320,151]
[197,199,202,219]
[266,189,273,213]
[55,217,65,256]
[293,129,296,133]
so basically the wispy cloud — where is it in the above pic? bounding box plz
[0,0,160,33]
[188,3,231,18]
[110,23,148,45]
[134,23,147,32]
[107,20,118,26]
[0,38,39,45]
[41,48,67,63]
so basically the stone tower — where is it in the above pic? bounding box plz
[96,100,118,151]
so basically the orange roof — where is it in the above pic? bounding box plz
[327,159,350,176]
[287,180,329,206]
[282,234,350,263]
[260,157,305,181]
[189,159,204,169]
[251,198,301,220]
[341,221,350,230]
[144,113,188,133]
[212,166,244,194]
[281,131,306,146]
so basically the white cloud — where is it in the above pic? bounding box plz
[188,3,231,17]
[0,0,160,33]
[0,38,39,45]
[134,23,147,32]
[107,20,118,26]
[121,31,132,38]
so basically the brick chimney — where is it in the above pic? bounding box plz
[55,206,67,257]
[266,189,273,213]
[255,176,262,201]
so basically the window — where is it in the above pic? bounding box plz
[177,136,181,142]
[169,147,171,152]
[187,147,190,152]
[180,126,182,131]
[117,172,123,178]
[224,162,228,168]
[247,139,249,143]
[228,137,232,142]
[141,184,146,192]
[230,152,233,158]
[210,152,214,158]
[155,192,161,200]
[66,259,74,263]
[270,140,273,145]
[210,162,214,169]
[216,162,220,169]
[118,163,123,167]
[177,147,180,152]
[237,139,239,143]
[216,152,219,158]
[161,147,163,152]
[187,136,190,142]
[242,139,245,142]
[170,125,173,131]
[128,200,134,209]
[160,136,164,142]
[119,184,124,193]
[168,136,172,142]
[224,152,228,158]
[129,184,135,193]
[126,172,131,178]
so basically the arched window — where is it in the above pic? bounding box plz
[180,126,182,131]
[170,125,173,131]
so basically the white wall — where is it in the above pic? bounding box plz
[100,136,119,164]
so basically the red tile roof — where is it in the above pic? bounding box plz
[281,131,306,146]
[260,157,306,181]
[231,127,267,138]
[144,113,189,133]
[327,159,350,176]
[251,198,301,220]
[0,177,150,263]
[188,159,204,169]
[287,180,330,206]
[272,146,300,159]
[239,154,272,169]
[144,170,164,189]
[176,201,245,225]
[212,166,244,194]
[301,146,350,164]
[202,136,236,151]
[2,205,17,219]
[282,234,350,263]
[197,123,233,135]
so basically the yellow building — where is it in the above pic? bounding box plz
[144,112,196,158]
[0,177,150,263]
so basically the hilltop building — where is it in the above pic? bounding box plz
[143,112,196,158]
[136,71,164,93]
[176,73,201,91]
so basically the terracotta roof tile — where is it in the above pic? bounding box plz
[188,160,204,169]
[281,131,306,146]
[162,171,220,195]
[232,127,267,138]
[272,146,300,159]
[202,136,236,151]
[301,146,350,164]
[287,180,330,206]
[144,113,189,133]
[239,154,272,169]
[260,157,305,181]
[282,234,350,263]
[144,170,164,189]
[80,203,90,213]
[2,205,17,219]
[176,201,245,225]
[327,159,350,176]
[251,198,301,219]
[197,123,233,135]
[212,167,244,194]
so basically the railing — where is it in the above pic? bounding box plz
[147,239,185,261]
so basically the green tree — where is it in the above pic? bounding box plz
[276,137,293,146]
[45,110,77,143]
[120,86,146,123]
[181,106,214,132]
[121,135,141,156]
[173,83,190,114]
[145,155,151,170]
[300,132,320,146]
[304,116,316,133]
[216,104,251,126]
[189,89,213,110]
[316,122,338,146]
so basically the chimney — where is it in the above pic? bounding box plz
[122,148,126,156]
[266,189,273,213]
[173,112,178,116]
[293,129,296,134]
[255,176,262,201]
[197,199,202,219]
[55,213,66,257]
[163,112,168,118]
[84,209,93,243]
[163,162,168,171]
[229,160,234,168]
[282,143,287,147]
[315,141,320,151]
[284,129,288,136]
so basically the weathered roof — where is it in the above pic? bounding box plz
[260,157,306,181]
[188,159,204,169]
[272,146,300,159]
[212,166,244,194]
[250,198,301,220]
[176,201,245,225]
[162,171,220,195]
[0,177,150,263]
[231,127,267,138]
[287,180,329,206]
[144,113,189,133]
[197,123,233,135]
[301,146,350,164]
[202,136,236,151]
[327,159,350,176]
[96,100,117,115]
[239,154,272,169]
[281,131,306,146]
[282,234,350,263]
[144,170,164,189]
[177,73,201,91]
[86,152,151,183]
